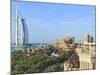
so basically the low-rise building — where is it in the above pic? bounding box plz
[64,34,96,71]
[54,36,75,51]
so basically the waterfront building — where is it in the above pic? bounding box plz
[16,10,28,50]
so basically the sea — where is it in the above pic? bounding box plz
[11,43,47,52]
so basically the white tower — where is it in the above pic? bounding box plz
[16,9,28,50]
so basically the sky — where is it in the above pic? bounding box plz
[11,1,96,44]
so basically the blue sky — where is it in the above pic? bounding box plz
[11,1,96,44]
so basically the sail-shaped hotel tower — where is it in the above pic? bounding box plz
[16,10,28,50]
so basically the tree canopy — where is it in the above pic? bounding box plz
[11,48,75,75]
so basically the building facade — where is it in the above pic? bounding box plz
[54,36,75,51]
[64,35,96,71]
[84,34,94,44]
[16,11,28,50]
[77,34,96,70]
